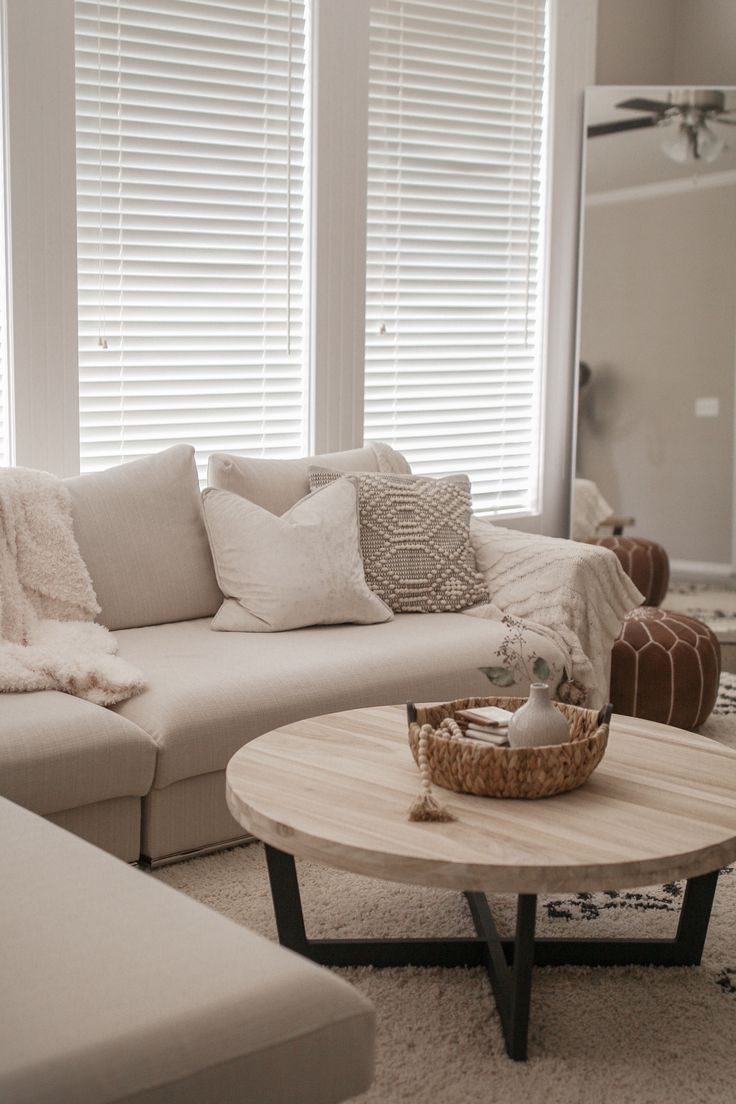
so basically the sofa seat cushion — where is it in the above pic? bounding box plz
[0,798,374,1104]
[0,691,156,816]
[113,614,567,790]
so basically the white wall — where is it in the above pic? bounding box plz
[595,0,676,85]
[673,0,736,85]
[596,0,736,86]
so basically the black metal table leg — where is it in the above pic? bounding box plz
[508,896,537,1060]
[264,844,484,966]
[521,868,721,968]
[264,842,309,955]
[465,890,537,1060]
[675,869,719,965]
[263,844,721,1062]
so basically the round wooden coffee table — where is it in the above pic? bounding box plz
[226,704,736,1060]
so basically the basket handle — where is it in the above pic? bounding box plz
[597,703,613,727]
[406,701,418,725]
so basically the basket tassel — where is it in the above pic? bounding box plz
[408,724,456,823]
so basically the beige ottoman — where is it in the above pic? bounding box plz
[610,608,721,730]
[0,798,374,1104]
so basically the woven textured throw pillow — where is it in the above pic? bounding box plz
[308,468,489,614]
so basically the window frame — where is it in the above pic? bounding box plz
[2,0,596,536]
[4,0,80,476]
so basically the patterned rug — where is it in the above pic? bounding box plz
[666,582,736,640]
[714,671,736,715]
[155,694,736,1102]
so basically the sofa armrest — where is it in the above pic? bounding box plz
[467,519,644,708]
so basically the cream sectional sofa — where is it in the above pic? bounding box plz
[1,795,374,1104]
[1,442,575,865]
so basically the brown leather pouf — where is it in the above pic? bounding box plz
[611,608,721,730]
[587,536,670,606]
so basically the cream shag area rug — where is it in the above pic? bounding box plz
[154,678,736,1102]
[156,847,736,1102]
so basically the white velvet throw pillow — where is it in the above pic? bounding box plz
[202,481,393,632]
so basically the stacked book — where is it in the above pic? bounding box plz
[456,705,513,747]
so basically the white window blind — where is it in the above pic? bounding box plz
[365,0,547,515]
[75,0,307,477]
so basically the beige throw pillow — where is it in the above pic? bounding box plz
[308,469,489,614]
[201,481,392,632]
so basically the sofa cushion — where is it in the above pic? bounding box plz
[0,798,375,1104]
[0,691,156,816]
[203,481,392,632]
[113,614,567,790]
[66,445,222,630]
[207,441,410,516]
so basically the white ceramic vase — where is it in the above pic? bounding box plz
[507,683,570,749]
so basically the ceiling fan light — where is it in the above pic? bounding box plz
[660,120,692,162]
[696,122,725,162]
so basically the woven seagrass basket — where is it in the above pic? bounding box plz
[407,695,611,801]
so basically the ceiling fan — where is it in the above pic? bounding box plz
[587,90,736,163]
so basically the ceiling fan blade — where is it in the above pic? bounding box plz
[615,97,672,113]
[713,117,736,125]
[587,117,657,139]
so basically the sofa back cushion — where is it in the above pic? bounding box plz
[66,445,222,630]
[207,441,410,515]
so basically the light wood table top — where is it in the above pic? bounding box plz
[226,705,736,894]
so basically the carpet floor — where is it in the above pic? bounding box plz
[156,849,736,1103]
[154,685,736,1103]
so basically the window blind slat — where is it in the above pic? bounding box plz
[75,0,307,478]
[364,0,547,516]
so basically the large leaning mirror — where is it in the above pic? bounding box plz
[573,85,736,578]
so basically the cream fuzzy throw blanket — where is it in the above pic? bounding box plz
[464,519,644,709]
[0,467,144,705]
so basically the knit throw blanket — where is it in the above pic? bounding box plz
[464,519,644,709]
[0,467,144,705]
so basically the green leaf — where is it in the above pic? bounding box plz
[533,657,550,680]
[479,666,515,687]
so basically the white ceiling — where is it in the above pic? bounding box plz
[584,85,736,195]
